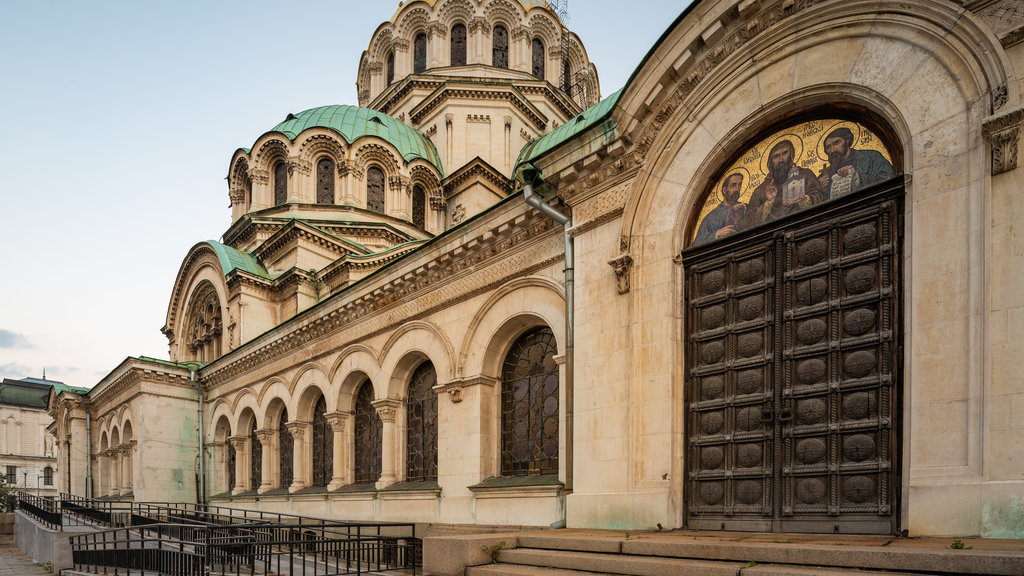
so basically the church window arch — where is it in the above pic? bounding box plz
[316,157,335,204]
[414,32,428,73]
[412,184,426,229]
[531,38,545,80]
[386,51,395,86]
[493,25,509,69]
[277,407,293,489]
[561,60,571,94]
[274,161,288,206]
[354,381,382,484]
[501,326,559,477]
[183,282,222,362]
[367,166,386,214]
[43,466,53,486]
[311,395,332,488]
[406,361,438,482]
[451,23,467,66]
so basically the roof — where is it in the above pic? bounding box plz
[266,105,444,175]
[0,379,55,409]
[515,88,623,173]
[390,0,555,23]
[50,382,91,396]
[206,241,272,279]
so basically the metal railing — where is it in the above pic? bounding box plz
[60,494,420,575]
[14,490,62,529]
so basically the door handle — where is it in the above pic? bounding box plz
[760,404,774,423]
[779,406,793,422]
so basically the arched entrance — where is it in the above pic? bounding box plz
[681,117,904,534]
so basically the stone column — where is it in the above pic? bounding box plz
[209,441,227,495]
[93,453,104,497]
[108,449,120,496]
[373,399,401,489]
[228,436,248,495]
[285,421,311,493]
[325,412,351,491]
[254,429,275,494]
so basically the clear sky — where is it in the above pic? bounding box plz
[0,0,688,388]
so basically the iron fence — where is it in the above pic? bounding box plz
[14,490,62,529]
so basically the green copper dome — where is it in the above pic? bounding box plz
[268,105,443,175]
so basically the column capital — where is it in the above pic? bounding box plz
[372,399,402,423]
[254,429,276,444]
[227,435,248,450]
[284,420,310,440]
[325,411,351,432]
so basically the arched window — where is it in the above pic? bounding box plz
[386,51,395,86]
[561,60,571,93]
[532,38,545,80]
[250,426,262,491]
[493,25,509,69]
[278,408,293,489]
[367,166,386,214]
[184,283,222,362]
[274,161,288,206]
[316,158,335,204]
[227,442,236,491]
[43,466,53,486]
[406,362,438,482]
[501,327,559,476]
[354,381,382,484]
[311,396,332,487]
[412,185,426,229]
[451,23,467,66]
[414,33,427,73]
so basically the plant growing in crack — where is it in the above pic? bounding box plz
[481,541,507,563]
[949,539,973,550]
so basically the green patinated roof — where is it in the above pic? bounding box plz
[50,382,91,396]
[206,241,271,280]
[0,380,51,409]
[268,105,444,175]
[515,88,623,174]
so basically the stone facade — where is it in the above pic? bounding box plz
[0,378,60,497]
[50,0,1024,539]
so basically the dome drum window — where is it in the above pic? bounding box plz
[493,25,509,69]
[451,24,467,66]
[386,52,395,86]
[412,185,426,228]
[367,167,386,214]
[274,162,288,206]
[183,284,222,362]
[316,158,335,204]
[531,38,544,80]
[414,33,427,74]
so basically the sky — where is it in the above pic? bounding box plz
[0,0,688,389]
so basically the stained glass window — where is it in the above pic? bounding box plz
[501,327,559,476]
[278,408,293,489]
[316,158,335,204]
[412,185,426,229]
[406,362,438,482]
[354,382,383,484]
[386,51,395,86]
[367,167,386,214]
[414,33,427,73]
[274,162,287,206]
[561,60,571,93]
[250,427,262,491]
[532,38,545,80]
[227,442,236,491]
[312,396,333,487]
[493,25,509,69]
[451,23,467,66]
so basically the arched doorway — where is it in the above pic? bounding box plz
[681,116,904,535]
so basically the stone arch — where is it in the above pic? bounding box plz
[229,389,260,431]
[351,141,403,178]
[165,243,229,360]
[485,0,524,32]
[229,153,252,211]
[528,12,560,58]
[380,320,456,398]
[437,0,475,30]
[256,378,292,414]
[121,419,133,444]
[110,426,120,448]
[394,4,432,40]
[296,131,347,166]
[208,398,232,438]
[213,414,231,443]
[181,279,225,362]
[459,276,565,379]
[291,363,334,420]
[331,344,383,411]
[237,406,259,436]
[251,137,290,174]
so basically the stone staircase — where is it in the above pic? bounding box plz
[457,531,1024,576]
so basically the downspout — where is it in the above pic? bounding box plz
[76,396,93,498]
[521,167,574,504]
[186,366,206,506]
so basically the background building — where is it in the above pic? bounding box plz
[0,377,63,497]
[50,0,1024,539]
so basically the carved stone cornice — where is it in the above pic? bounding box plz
[982,104,1024,175]
[442,159,513,198]
[608,254,634,295]
[433,375,498,403]
[203,211,562,388]
[412,85,549,131]
[372,399,402,423]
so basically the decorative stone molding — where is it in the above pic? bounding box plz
[982,104,1024,175]
[372,399,402,423]
[470,17,489,33]
[248,168,269,185]
[325,411,351,432]
[433,375,498,403]
[227,435,248,451]
[284,421,309,440]
[229,188,246,207]
[468,114,491,123]
[254,429,276,446]
[608,253,634,295]
[445,113,454,126]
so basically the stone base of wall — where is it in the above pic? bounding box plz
[0,513,13,545]
[14,511,99,572]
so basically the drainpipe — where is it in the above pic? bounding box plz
[186,365,206,506]
[76,396,93,498]
[521,166,574,500]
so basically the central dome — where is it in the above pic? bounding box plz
[268,105,443,173]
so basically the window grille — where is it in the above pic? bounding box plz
[354,382,382,484]
[501,327,559,476]
[316,158,335,204]
[412,185,426,228]
[5,466,15,484]
[278,408,293,489]
[493,25,509,69]
[532,38,545,80]
[274,162,288,206]
[451,23,467,66]
[406,362,438,482]
[312,396,333,487]
[367,167,386,214]
[414,33,427,73]
[250,427,262,491]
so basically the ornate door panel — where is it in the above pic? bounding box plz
[684,183,902,534]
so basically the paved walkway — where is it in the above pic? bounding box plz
[0,546,50,575]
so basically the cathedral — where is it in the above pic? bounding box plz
[49,0,1024,539]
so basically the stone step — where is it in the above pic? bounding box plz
[513,535,1024,575]
[468,565,602,576]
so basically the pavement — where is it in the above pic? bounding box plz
[0,546,50,575]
